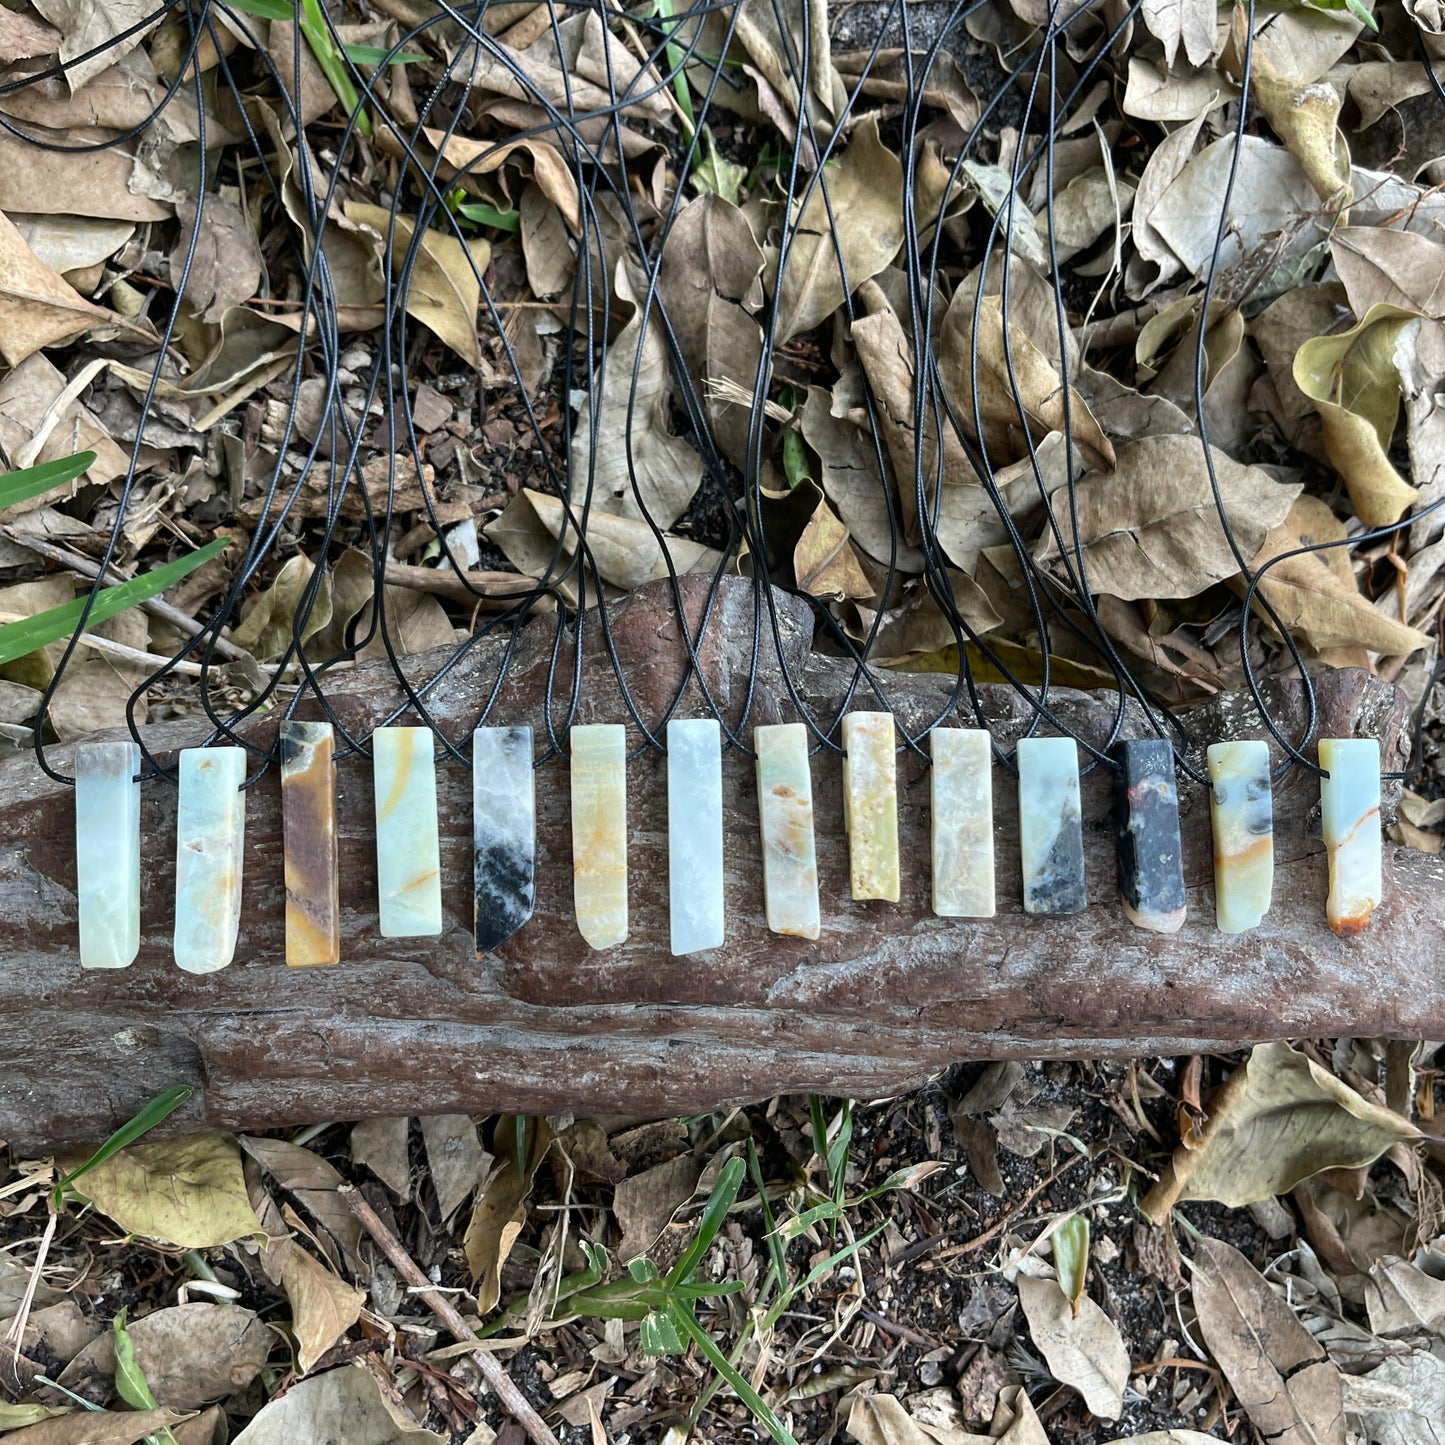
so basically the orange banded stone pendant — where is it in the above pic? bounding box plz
[281,720,340,966]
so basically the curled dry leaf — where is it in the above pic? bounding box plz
[1016,1273,1129,1421]
[171,196,264,325]
[0,210,116,366]
[1139,0,1216,68]
[231,1363,446,1445]
[1,1407,197,1445]
[769,115,904,344]
[1141,1042,1421,1222]
[1190,1235,1346,1445]
[1292,302,1421,527]
[794,499,874,601]
[1243,46,1352,205]
[228,553,333,663]
[278,1243,365,1375]
[1034,435,1300,601]
[463,1116,552,1311]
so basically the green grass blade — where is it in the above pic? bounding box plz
[300,0,370,135]
[223,0,292,16]
[666,1155,745,1287]
[55,1085,192,1202]
[456,201,522,232]
[343,42,427,65]
[113,1312,179,1445]
[0,451,95,513]
[669,1301,798,1445]
[0,536,230,670]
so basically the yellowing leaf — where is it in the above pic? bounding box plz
[1246,47,1352,206]
[1142,1042,1420,1222]
[344,202,489,367]
[229,553,333,663]
[794,499,873,600]
[70,1132,265,1249]
[1293,302,1421,526]
[0,209,115,365]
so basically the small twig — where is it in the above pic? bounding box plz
[383,561,542,609]
[1,527,251,664]
[339,1184,561,1445]
[858,1307,943,1351]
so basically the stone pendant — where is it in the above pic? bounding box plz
[1017,737,1086,916]
[931,728,995,918]
[755,723,820,939]
[842,712,900,902]
[280,720,340,966]
[174,747,246,973]
[571,724,628,949]
[473,725,535,955]
[76,739,140,969]
[1206,740,1273,934]
[667,718,724,955]
[373,727,442,938]
[1110,738,1186,934]
[1319,737,1382,936]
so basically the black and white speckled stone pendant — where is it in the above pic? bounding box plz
[473,725,536,955]
[1110,738,1186,934]
[1017,737,1087,916]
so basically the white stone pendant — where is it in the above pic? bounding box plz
[76,739,141,969]
[931,728,994,917]
[755,723,820,939]
[174,747,246,973]
[1319,737,1382,936]
[571,724,628,949]
[841,712,899,902]
[1017,737,1086,915]
[1206,740,1273,934]
[373,727,443,938]
[667,718,724,955]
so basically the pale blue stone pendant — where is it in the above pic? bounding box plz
[931,728,995,918]
[667,718,724,955]
[1017,736,1086,915]
[174,747,246,973]
[473,726,536,954]
[373,727,443,938]
[1319,737,1382,936]
[75,739,141,969]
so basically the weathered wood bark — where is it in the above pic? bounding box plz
[0,575,1439,1152]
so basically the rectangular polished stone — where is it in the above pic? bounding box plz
[1111,738,1186,934]
[756,723,820,940]
[842,712,899,902]
[76,739,140,969]
[571,724,628,949]
[931,728,994,918]
[1017,737,1086,916]
[373,727,442,938]
[1206,740,1273,934]
[473,725,535,955]
[667,718,724,955]
[281,720,340,967]
[1319,737,1382,936]
[174,747,246,973]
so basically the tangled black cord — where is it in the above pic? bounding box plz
[6,0,1442,793]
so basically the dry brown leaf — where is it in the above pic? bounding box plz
[1017,1275,1128,1421]
[0,131,171,223]
[1190,1235,1346,1445]
[229,553,333,663]
[171,196,264,324]
[0,209,115,365]
[31,0,160,91]
[794,499,874,601]
[1332,227,1445,318]
[3,1408,198,1445]
[238,1134,363,1269]
[422,127,580,232]
[230,1364,446,1444]
[1142,1042,1421,1222]
[614,1151,705,1263]
[349,1117,413,1199]
[1243,45,1352,205]
[1139,0,1216,68]
[769,116,903,344]
[1034,435,1299,601]
[357,586,458,661]
[418,1115,493,1223]
[344,202,490,368]
[47,607,149,741]
[278,1244,364,1375]
[1246,515,1433,655]
[0,8,60,61]
[1293,303,1421,527]
[463,1116,552,1310]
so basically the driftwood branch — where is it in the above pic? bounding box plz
[0,576,1439,1153]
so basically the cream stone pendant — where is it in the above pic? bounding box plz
[1206,740,1273,934]
[755,723,820,939]
[931,728,994,918]
[571,724,628,950]
[1017,737,1086,915]
[373,727,442,938]
[841,712,900,902]
[76,739,141,969]
[1319,737,1382,936]
[174,746,247,973]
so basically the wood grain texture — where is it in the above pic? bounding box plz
[1,576,1439,1152]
